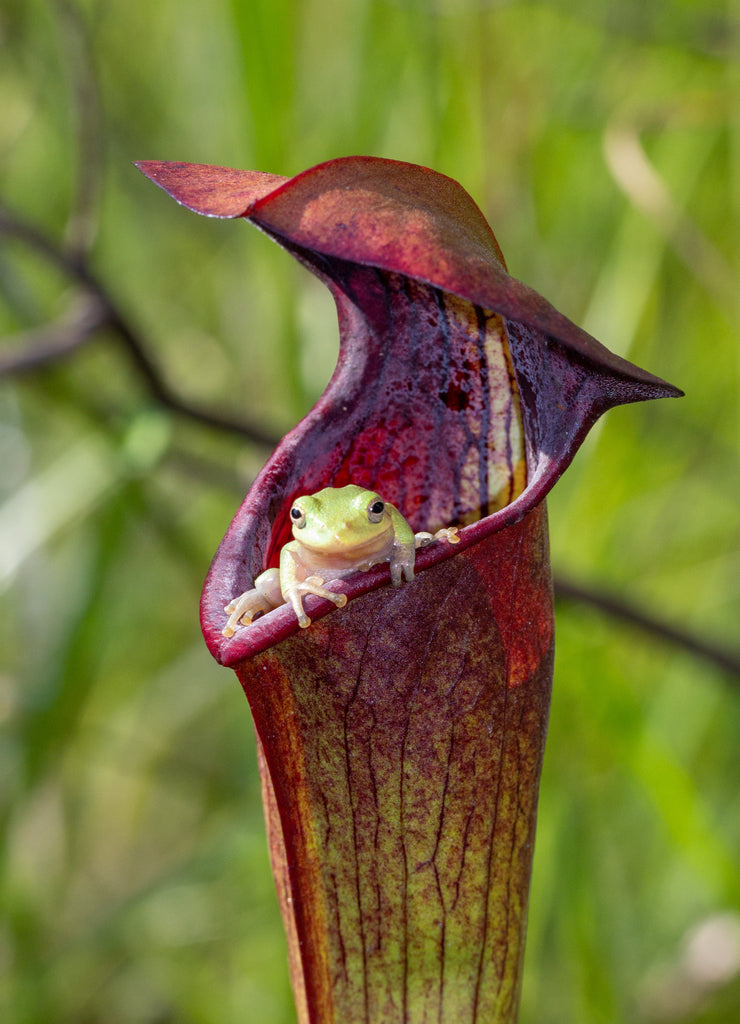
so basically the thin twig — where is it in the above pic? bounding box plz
[0,206,279,446]
[0,295,107,376]
[554,575,740,683]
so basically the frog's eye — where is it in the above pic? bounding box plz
[290,505,307,529]
[367,499,386,523]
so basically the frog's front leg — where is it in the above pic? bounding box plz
[387,525,459,586]
[381,505,415,586]
[387,538,416,586]
[281,576,347,628]
[280,544,348,628]
[222,568,283,637]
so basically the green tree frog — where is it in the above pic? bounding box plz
[222,484,459,636]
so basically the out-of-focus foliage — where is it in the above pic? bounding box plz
[0,1,737,1022]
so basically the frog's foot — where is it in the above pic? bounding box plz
[222,568,282,637]
[414,526,460,549]
[286,576,348,628]
[222,592,268,637]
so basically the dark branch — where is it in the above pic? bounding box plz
[0,296,106,376]
[0,206,280,447]
[554,575,740,684]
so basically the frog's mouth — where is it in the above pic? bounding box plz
[294,527,394,571]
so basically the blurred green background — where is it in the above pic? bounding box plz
[1,0,738,1022]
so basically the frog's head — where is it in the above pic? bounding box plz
[289,484,393,555]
